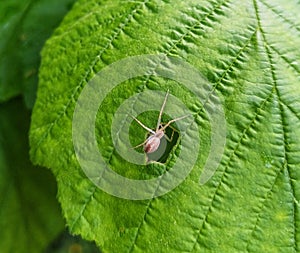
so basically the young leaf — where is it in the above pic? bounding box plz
[30,0,300,252]
[0,99,64,253]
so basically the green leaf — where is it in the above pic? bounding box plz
[0,0,76,107]
[30,0,300,252]
[0,98,64,253]
[45,231,101,253]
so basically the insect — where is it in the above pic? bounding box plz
[131,90,189,159]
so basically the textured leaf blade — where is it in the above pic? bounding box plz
[30,0,300,252]
[0,0,76,107]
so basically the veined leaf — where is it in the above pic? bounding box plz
[30,0,300,252]
[0,0,76,107]
[0,99,64,253]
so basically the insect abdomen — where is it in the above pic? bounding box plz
[144,137,160,153]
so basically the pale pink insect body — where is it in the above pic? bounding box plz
[132,90,189,158]
[143,131,164,153]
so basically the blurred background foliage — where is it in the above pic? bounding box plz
[0,0,101,252]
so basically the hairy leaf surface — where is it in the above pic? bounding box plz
[30,0,300,252]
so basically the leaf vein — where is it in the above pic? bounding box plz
[32,0,151,152]
[258,4,298,247]
[258,0,300,34]
[269,45,300,75]
[167,0,232,53]
[189,88,275,251]
[245,164,284,252]
[275,93,298,252]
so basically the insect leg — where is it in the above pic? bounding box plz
[161,123,176,142]
[156,90,169,132]
[160,114,191,132]
[130,114,155,134]
[132,139,148,149]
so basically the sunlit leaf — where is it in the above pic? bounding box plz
[30,0,300,252]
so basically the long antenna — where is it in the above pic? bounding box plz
[156,89,169,131]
